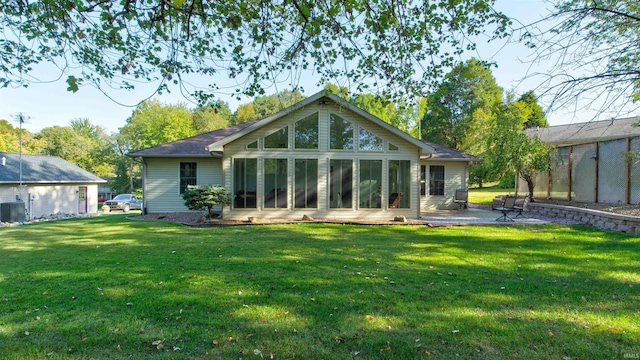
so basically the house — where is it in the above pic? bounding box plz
[128,91,479,219]
[0,152,106,218]
[522,116,640,204]
[98,178,115,204]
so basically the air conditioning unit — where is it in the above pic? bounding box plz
[1,202,26,223]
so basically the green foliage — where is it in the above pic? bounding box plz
[119,99,195,151]
[517,91,548,129]
[251,89,305,118]
[182,184,232,219]
[231,103,257,124]
[0,119,41,153]
[464,90,552,198]
[192,100,231,133]
[0,0,511,103]
[108,132,141,194]
[422,58,503,150]
[1,219,638,359]
[36,119,113,176]
[324,84,424,136]
[496,173,516,189]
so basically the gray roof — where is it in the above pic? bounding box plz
[0,152,106,184]
[127,120,260,157]
[527,116,640,146]
[420,141,482,162]
[127,94,473,161]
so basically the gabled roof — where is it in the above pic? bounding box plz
[127,91,481,161]
[0,153,106,184]
[205,90,436,154]
[127,120,260,157]
[421,141,482,162]
[527,116,640,146]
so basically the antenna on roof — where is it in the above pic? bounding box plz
[15,113,29,202]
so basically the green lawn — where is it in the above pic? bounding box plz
[469,186,513,205]
[1,215,638,359]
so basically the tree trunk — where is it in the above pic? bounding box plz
[521,173,536,202]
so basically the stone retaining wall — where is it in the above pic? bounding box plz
[527,203,640,234]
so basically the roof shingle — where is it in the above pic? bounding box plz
[527,117,640,146]
[0,152,105,184]
[128,120,259,157]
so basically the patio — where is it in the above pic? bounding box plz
[420,207,549,226]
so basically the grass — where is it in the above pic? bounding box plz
[1,215,639,359]
[469,185,514,205]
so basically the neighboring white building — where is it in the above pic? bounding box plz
[0,152,106,218]
[523,116,640,204]
[129,91,479,219]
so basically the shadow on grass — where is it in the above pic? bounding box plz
[0,219,638,359]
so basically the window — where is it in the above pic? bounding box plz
[429,165,445,196]
[264,158,288,208]
[388,143,399,151]
[389,160,410,208]
[329,159,353,208]
[246,141,258,149]
[359,129,383,151]
[295,159,318,208]
[330,114,354,150]
[359,160,382,208]
[295,113,319,149]
[233,158,257,208]
[264,126,288,149]
[179,162,197,194]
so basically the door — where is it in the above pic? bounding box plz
[78,186,87,214]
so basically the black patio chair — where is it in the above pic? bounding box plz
[453,188,469,210]
[495,195,516,222]
[513,194,529,218]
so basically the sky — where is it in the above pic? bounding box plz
[0,0,630,134]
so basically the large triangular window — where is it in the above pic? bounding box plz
[264,126,289,149]
[330,114,354,150]
[359,128,383,151]
[295,113,319,149]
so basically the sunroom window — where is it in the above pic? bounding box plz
[264,158,288,208]
[359,160,382,208]
[388,160,410,208]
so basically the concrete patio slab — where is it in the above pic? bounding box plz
[421,208,549,226]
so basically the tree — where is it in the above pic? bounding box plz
[252,90,305,118]
[36,119,113,176]
[232,103,257,125]
[517,91,548,129]
[1,1,510,103]
[182,185,232,219]
[192,101,231,133]
[466,96,552,198]
[324,83,424,136]
[109,133,140,194]
[422,58,503,150]
[0,119,41,153]
[119,99,195,151]
[521,0,640,117]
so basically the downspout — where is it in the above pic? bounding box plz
[142,157,147,214]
